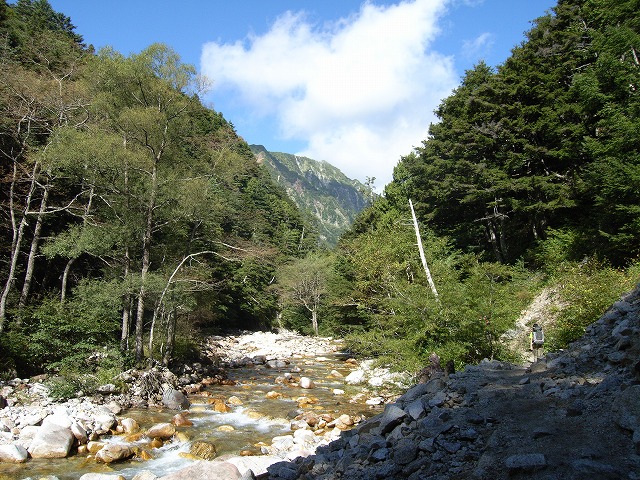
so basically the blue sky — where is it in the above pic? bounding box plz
[47,0,556,189]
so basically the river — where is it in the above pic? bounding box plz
[0,350,385,480]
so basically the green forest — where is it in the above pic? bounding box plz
[1,0,639,389]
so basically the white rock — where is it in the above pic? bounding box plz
[70,421,88,444]
[345,370,366,385]
[293,428,316,445]
[43,410,72,428]
[0,444,28,463]
[79,473,126,480]
[299,377,315,389]
[368,376,384,387]
[28,422,74,458]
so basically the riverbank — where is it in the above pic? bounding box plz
[0,330,410,479]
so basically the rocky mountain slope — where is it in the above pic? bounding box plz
[251,145,370,246]
[264,284,640,479]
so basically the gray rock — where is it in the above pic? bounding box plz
[379,404,407,434]
[505,453,547,473]
[571,459,623,478]
[428,390,447,407]
[612,384,640,431]
[397,382,431,406]
[368,446,390,462]
[162,388,190,410]
[405,397,428,420]
[266,462,298,480]
[393,438,418,465]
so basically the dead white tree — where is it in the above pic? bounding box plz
[409,199,439,300]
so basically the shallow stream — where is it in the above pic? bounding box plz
[1,352,381,480]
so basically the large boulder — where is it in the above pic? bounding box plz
[0,444,28,463]
[28,422,74,458]
[162,388,190,410]
[157,460,241,480]
[146,422,176,440]
[95,443,135,463]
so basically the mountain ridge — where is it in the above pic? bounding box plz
[251,145,370,246]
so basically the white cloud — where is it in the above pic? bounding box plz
[201,0,459,189]
[462,32,495,61]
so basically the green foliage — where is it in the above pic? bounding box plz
[384,0,640,267]
[7,279,122,374]
[46,373,96,400]
[336,202,539,372]
[545,259,640,350]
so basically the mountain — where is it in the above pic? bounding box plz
[250,145,370,246]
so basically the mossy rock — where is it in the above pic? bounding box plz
[189,440,217,460]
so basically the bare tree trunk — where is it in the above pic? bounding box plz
[120,246,132,351]
[0,160,40,330]
[409,199,439,300]
[487,222,504,263]
[60,257,76,303]
[134,251,150,364]
[148,302,162,361]
[60,180,95,302]
[163,308,177,366]
[121,296,132,351]
[311,308,318,336]
[18,184,50,310]
[135,158,158,363]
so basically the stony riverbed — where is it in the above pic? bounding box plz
[0,330,411,480]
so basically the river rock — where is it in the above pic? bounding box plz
[157,460,241,480]
[344,370,366,385]
[299,377,315,389]
[28,422,74,458]
[190,440,217,460]
[132,471,159,480]
[162,388,190,410]
[0,444,28,463]
[79,473,126,480]
[70,420,88,444]
[95,443,135,463]
[172,413,193,427]
[121,417,140,433]
[146,422,176,440]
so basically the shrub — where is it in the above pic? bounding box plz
[547,258,640,350]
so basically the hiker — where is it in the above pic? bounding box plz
[530,323,545,360]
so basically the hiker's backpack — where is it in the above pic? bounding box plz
[532,328,544,346]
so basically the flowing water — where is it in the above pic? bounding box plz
[0,352,382,480]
